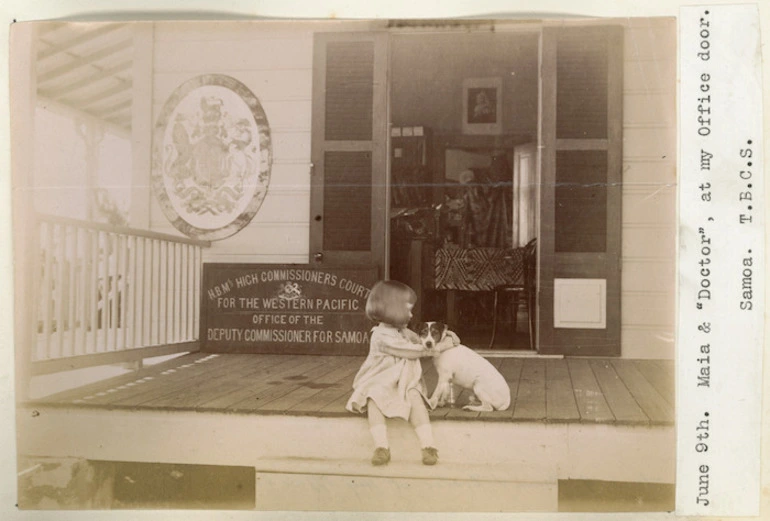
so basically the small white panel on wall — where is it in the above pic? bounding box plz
[554,278,607,329]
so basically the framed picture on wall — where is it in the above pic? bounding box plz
[462,77,503,134]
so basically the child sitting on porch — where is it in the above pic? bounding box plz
[346,280,441,466]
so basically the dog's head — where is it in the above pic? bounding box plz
[416,321,448,350]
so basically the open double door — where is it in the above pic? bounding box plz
[309,26,622,356]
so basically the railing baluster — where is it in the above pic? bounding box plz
[175,242,182,342]
[66,226,78,357]
[76,228,88,355]
[181,244,189,341]
[106,233,115,352]
[134,237,143,347]
[126,235,137,349]
[158,241,166,345]
[168,240,174,345]
[53,224,66,359]
[29,218,41,363]
[40,222,53,360]
[114,234,125,350]
[194,246,201,338]
[152,239,160,346]
[148,239,154,346]
[100,231,110,353]
[173,242,179,343]
[168,241,176,344]
[188,244,195,341]
[88,230,99,354]
[142,238,151,346]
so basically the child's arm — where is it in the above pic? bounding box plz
[401,328,421,343]
[377,330,433,359]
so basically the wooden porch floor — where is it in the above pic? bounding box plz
[27,353,674,426]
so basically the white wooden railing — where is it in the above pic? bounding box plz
[29,214,210,375]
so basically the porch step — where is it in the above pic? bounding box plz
[19,406,675,487]
[253,456,546,483]
[253,460,557,511]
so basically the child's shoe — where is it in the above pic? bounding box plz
[421,447,439,465]
[371,447,391,466]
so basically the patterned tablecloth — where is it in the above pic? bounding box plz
[433,246,524,291]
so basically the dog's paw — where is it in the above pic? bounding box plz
[462,403,494,412]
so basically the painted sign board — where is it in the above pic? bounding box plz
[201,264,377,355]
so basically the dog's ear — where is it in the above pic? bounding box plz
[417,322,429,336]
[440,323,448,337]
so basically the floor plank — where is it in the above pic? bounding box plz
[611,360,674,425]
[589,360,649,425]
[258,358,364,412]
[287,363,361,414]
[544,359,580,422]
[318,384,357,414]
[513,358,546,421]
[43,353,207,404]
[231,356,343,412]
[635,360,675,407]
[140,355,289,408]
[567,359,614,423]
[84,354,248,406]
[116,354,278,406]
[200,356,334,410]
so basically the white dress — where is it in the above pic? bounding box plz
[345,323,431,420]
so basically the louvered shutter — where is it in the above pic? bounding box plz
[310,33,388,274]
[538,26,623,356]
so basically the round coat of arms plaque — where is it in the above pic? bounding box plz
[152,74,272,240]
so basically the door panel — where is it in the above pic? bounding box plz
[538,26,623,356]
[322,151,373,251]
[310,33,388,273]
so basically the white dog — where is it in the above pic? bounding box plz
[417,321,511,412]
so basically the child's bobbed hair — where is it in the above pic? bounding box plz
[365,280,416,326]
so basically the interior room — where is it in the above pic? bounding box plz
[388,31,540,350]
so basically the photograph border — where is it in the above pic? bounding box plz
[1,1,769,521]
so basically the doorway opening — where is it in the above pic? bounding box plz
[387,30,540,351]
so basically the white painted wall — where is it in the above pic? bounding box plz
[150,23,315,264]
[620,18,677,359]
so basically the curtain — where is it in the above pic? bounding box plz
[461,154,512,249]
[512,145,537,247]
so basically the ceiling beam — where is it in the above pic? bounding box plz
[37,23,127,61]
[40,60,132,99]
[37,95,130,138]
[37,38,133,84]
[70,80,133,109]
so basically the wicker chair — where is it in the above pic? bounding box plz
[488,238,537,349]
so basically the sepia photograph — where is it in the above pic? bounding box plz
[9,15,678,513]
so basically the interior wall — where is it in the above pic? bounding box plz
[390,32,539,135]
[150,23,315,264]
[619,18,677,359]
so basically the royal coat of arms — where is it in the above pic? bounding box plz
[152,74,272,240]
